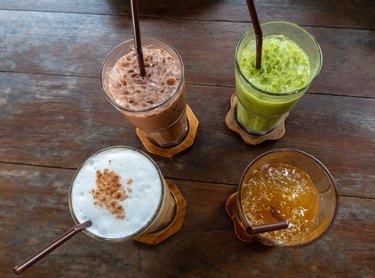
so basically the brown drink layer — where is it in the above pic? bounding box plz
[105,44,188,147]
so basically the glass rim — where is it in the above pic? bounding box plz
[235,21,323,97]
[100,36,185,113]
[237,148,338,247]
[68,145,165,242]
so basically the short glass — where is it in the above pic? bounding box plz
[235,21,323,135]
[101,37,188,148]
[236,149,338,247]
[68,146,176,242]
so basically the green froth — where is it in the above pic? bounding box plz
[240,35,310,93]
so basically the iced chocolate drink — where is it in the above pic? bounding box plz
[101,38,188,148]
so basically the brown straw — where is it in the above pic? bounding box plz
[246,0,263,69]
[130,0,146,77]
[245,208,289,235]
[12,220,92,275]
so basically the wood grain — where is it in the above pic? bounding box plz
[0,10,374,97]
[0,72,374,198]
[0,163,373,277]
[0,0,374,29]
[1,2,374,277]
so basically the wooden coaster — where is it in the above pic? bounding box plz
[136,105,199,158]
[133,180,187,245]
[225,94,287,145]
[226,192,256,243]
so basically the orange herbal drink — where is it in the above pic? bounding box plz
[235,149,338,247]
[241,162,319,244]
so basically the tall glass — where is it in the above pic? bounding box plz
[101,38,188,148]
[235,21,323,135]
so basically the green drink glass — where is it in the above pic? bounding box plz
[235,21,323,135]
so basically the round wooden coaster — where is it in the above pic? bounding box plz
[133,180,187,245]
[136,105,199,158]
[225,93,287,145]
[226,192,256,243]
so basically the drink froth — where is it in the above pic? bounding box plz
[106,45,182,111]
[70,147,164,240]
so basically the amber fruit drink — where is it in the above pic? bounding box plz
[238,149,338,247]
[241,162,319,244]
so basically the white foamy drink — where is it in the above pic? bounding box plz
[69,147,175,240]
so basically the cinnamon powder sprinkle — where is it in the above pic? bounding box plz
[90,169,128,220]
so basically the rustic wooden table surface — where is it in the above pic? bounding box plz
[1,1,374,277]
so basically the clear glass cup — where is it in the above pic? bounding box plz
[236,148,338,247]
[101,37,188,148]
[235,21,323,135]
[68,146,176,242]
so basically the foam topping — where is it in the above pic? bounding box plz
[70,148,162,239]
[106,45,181,111]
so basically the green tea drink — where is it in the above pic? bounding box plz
[235,22,322,135]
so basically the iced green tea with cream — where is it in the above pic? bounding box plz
[235,22,322,135]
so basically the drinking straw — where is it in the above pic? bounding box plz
[245,208,289,234]
[12,220,92,275]
[130,0,146,77]
[246,0,263,69]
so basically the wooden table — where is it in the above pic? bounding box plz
[1,1,374,277]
